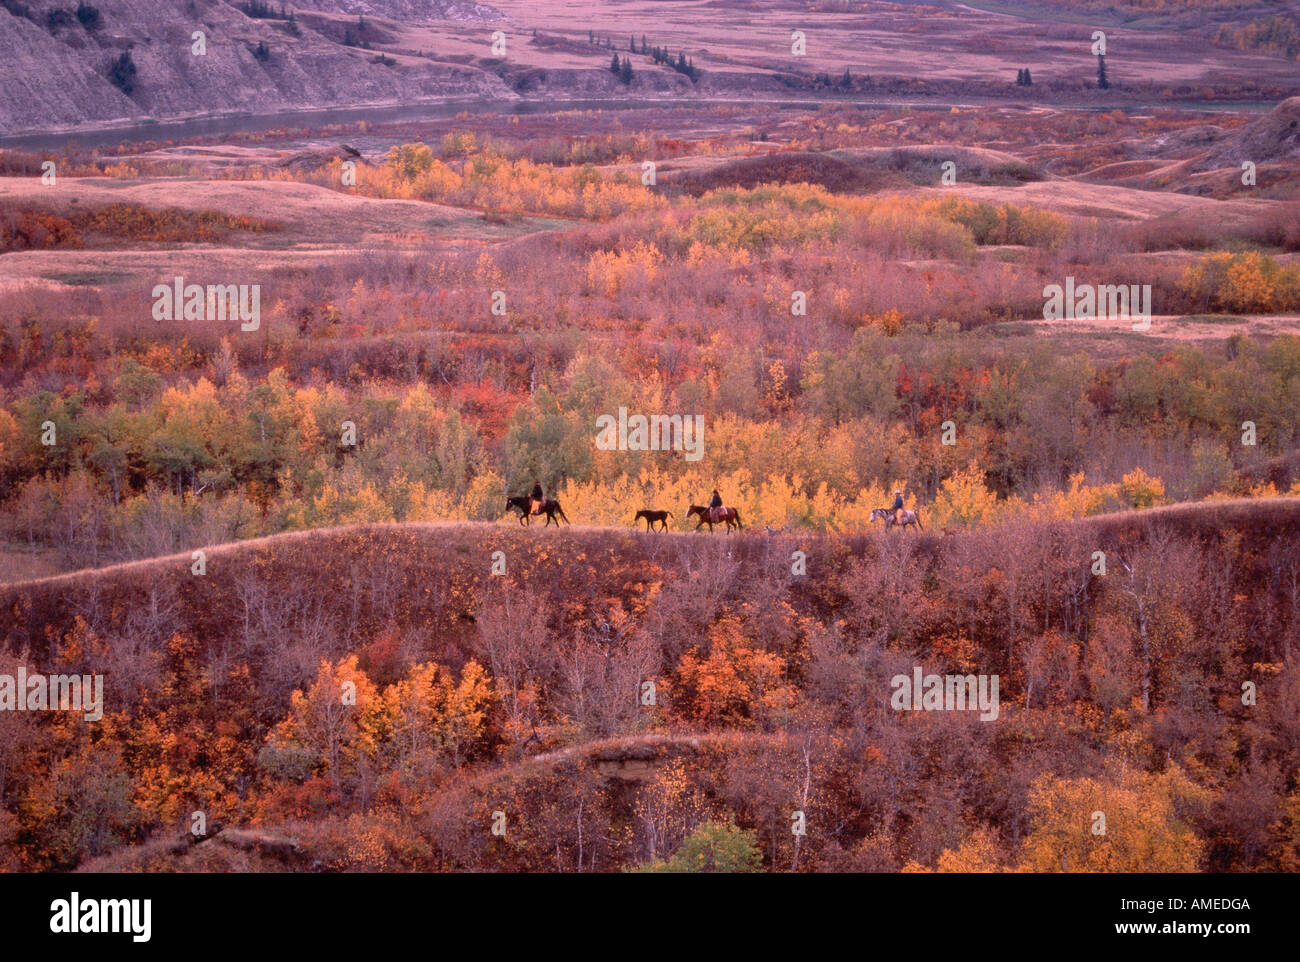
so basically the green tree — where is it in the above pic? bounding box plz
[388,142,435,181]
[634,820,763,873]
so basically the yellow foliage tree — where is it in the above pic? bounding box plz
[380,660,498,770]
[1120,468,1167,510]
[928,461,1002,529]
[1019,767,1209,872]
[267,655,384,787]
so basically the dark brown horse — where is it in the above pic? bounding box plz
[686,504,742,532]
[506,495,570,526]
[634,509,673,532]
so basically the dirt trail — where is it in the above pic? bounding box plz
[6,497,1297,591]
[1018,313,1300,340]
[0,176,510,239]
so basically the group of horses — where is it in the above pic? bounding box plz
[504,495,744,532]
[506,494,924,533]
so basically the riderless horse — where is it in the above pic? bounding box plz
[634,509,673,532]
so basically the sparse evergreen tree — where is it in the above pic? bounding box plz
[1024,67,1032,86]
[75,2,99,28]
[620,56,633,84]
[610,53,621,75]
[108,50,137,94]
[1097,54,1109,90]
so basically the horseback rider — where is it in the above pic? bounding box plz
[530,479,545,516]
[709,487,724,524]
[892,489,905,526]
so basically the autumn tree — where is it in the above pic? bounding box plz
[379,659,501,776]
[1019,767,1208,872]
[263,655,383,795]
[673,616,797,728]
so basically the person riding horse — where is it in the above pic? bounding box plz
[530,479,545,517]
[709,488,724,525]
[892,490,905,527]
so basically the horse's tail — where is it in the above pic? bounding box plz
[733,508,742,529]
[666,511,674,519]
[557,503,571,524]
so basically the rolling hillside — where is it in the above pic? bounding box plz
[3,499,1298,871]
